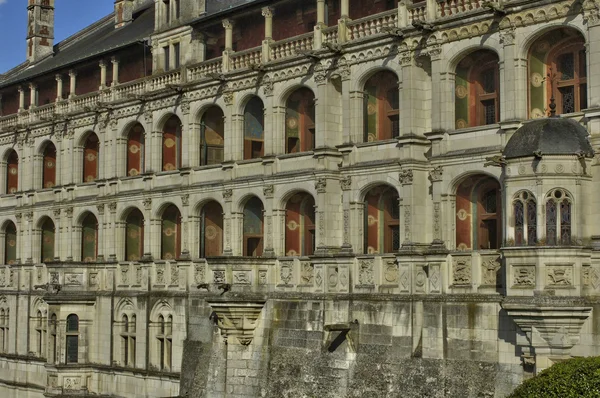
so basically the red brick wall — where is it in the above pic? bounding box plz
[75,61,101,96]
[36,77,56,106]
[234,12,264,51]
[272,1,316,41]
[117,46,151,83]
[0,87,19,115]
[350,0,398,19]
[205,24,225,60]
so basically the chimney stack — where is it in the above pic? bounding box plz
[26,0,55,63]
[114,0,135,29]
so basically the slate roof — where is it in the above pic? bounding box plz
[0,3,155,88]
[503,118,594,159]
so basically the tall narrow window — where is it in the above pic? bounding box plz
[162,115,182,171]
[127,124,145,177]
[4,222,17,265]
[285,193,316,256]
[0,309,6,353]
[81,213,98,262]
[173,43,181,69]
[50,313,57,363]
[41,218,55,263]
[529,29,587,117]
[161,205,181,260]
[243,197,264,257]
[6,150,18,194]
[163,46,170,71]
[83,133,100,182]
[120,314,136,367]
[35,310,46,357]
[156,314,172,370]
[513,191,537,246]
[200,106,225,165]
[244,97,265,159]
[42,143,57,189]
[286,88,315,153]
[125,209,144,261]
[364,186,400,254]
[363,71,400,141]
[66,314,79,364]
[545,189,572,246]
[454,50,500,128]
[200,201,223,257]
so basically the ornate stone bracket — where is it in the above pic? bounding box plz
[208,301,265,346]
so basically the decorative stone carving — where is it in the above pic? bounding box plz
[181,194,189,207]
[108,202,117,213]
[399,169,413,184]
[136,266,142,285]
[223,90,234,106]
[482,257,501,286]
[156,264,165,285]
[513,266,535,287]
[546,266,573,286]
[50,272,59,284]
[315,178,327,193]
[0,269,5,286]
[358,260,374,285]
[143,198,152,210]
[340,176,352,191]
[279,261,293,285]
[223,189,233,200]
[300,262,314,285]
[89,272,98,286]
[258,270,267,285]
[96,204,105,215]
[328,266,339,288]
[399,266,410,292]
[66,207,74,217]
[171,264,179,285]
[194,264,205,284]
[233,271,251,285]
[499,28,516,46]
[207,301,265,345]
[65,273,83,285]
[213,270,226,284]
[403,205,411,242]
[63,377,81,390]
[53,209,61,217]
[121,266,129,285]
[414,266,427,293]
[429,166,443,182]
[262,76,274,96]
[315,268,323,288]
[452,258,471,285]
[342,209,350,245]
[384,260,398,284]
[429,263,441,293]
[263,185,274,198]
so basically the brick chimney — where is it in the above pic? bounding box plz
[26,0,55,63]
[114,0,135,29]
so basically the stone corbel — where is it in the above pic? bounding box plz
[208,301,265,345]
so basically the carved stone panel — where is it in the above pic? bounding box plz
[481,256,501,286]
[582,265,600,290]
[358,259,374,286]
[300,262,314,286]
[452,258,471,286]
[414,265,428,293]
[512,265,535,288]
[546,265,573,287]
[429,263,441,293]
[383,260,399,285]
[279,261,294,286]
[233,271,251,285]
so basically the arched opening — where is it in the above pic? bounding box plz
[120,313,136,367]
[528,28,587,117]
[126,123,145,176]
[363,70,400,141]
[5,150,18,194]
[364,186,400,254]
[513,191,537,246]
[200,106,224,165]
[155,312,173,370]
[285,88,315,153]
[83,133,100,182]
[66,314,79,364]
[40,218,55,263]
[162,115,182,171]
[35,309,46,357]
[285,193,315,256]
[454,50,500,128]
[42,142,57,189]
[545,188,572,246]
[243,197,264,257]
[455,175,502,250]
[81,213,98,262]
[4,222,17,265]
[161,205,181,260]
[244,96,265,159]
[125,209,144,261]
[199,201,223,257]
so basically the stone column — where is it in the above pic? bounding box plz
[222,19,234,73]
[65,208,74,261]
[399,52,427,136]
[271,105,286,155]
[55,75,63,102]
[262,7,274,63]
[338,0,350,43]
[429,167,444,245]
[428,46,443,132]
[271,208,286,256]
[222,92,239,162]
[18,87,25,112]
[500,28,520,122]
[111,57,120,86]
[99,60,107,90]
[340,177,353,253]
[180,103,191,168]
[69,70,77,99]
[25,212,34,264]
[263,186,275,257]
[148,130,163,173]
[29,83,37,109]
[348,89,364,143]
[222,190,234,256]
[314,177,343,255]
[314,0,325,50]
[585,12,600,108]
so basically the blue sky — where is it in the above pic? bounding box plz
[0,0,114,73]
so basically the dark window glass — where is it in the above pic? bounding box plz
[514,201,524,246]
[559,86,575,114]
[560,200,571,245]
[558,53,574,80]
[66,315,79,332]
[546,201,557,245]
[481,69,496,94]
[527,200,537,245]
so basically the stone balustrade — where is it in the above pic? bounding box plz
[270,32,314,61]
[230,47,262,70]
[347,9,398,41]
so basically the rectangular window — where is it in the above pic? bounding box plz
[559,86,575,114]
[163,46,170,71]
[173,43,180,69]
[482,99,496,125]
[580,84,588,110]
[558,53,575,81]
[66,335,78,363]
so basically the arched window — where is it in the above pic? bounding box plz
[42,142,57,189]
[40,218,55,263]
[529,29,587,117]
[120,314,136,367]
[35,310,46,357]
[50,313,57,363]
[4,222,17,265]
[200,201,223,257]
[6,150,18,194]
[363,71,400,141]
[243,197,264,257]
[0,308,7,353]
[127,124,145,176]
[125,209,144,261]
[455,175,502,250]
[65,314,79,364]
[162,115,182,171]
[285,193,315,256]
[83,133,100,182]
[364,186,399,254]
[81,213,98,262]
[156,313,172,370]
[286,88,315,153]
[454,50,500,129]
[244,97,265,159]
[161,205,181,260]
[513,191,537,246]
[546,189,572,246]
[200,106,224,165]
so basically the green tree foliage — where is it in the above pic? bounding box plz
[509,357,600,398]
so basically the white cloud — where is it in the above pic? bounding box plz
[0,0,7,5]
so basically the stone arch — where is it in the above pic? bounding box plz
[362,184,400,254]
[198,200,224,257]
[354,65,401,93]
[283,86,316,154]
[445,38,502,72]
[284,191,316,256]
[192,196,225,216]
[154,111,182,132]
[198,105,225,166]
[278,186,317,210]
[241,195,264,257]
[357,180,400,203]
[242,95,265,159]
[518,21,587,60]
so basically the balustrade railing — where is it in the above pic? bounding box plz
[149,70,181,91]
[437,0,499,17]
[270,33,314,60]
[322,26,339,44]
[69,92,100,112]
[114,78,146,101]
[187,57,223,81]
[231,47,262,70]
[408,3,427,24]
[348,10,398,41]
